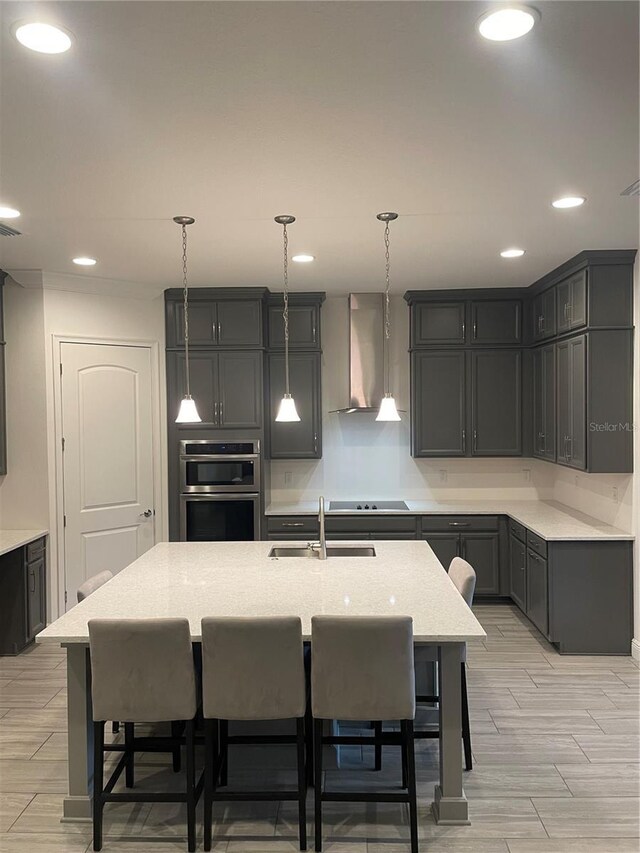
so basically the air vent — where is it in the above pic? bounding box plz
[621,179,640,197]
[0,222,22,237]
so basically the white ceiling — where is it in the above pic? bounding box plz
[0,1,638,295]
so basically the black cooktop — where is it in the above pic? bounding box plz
[328,500,410,512]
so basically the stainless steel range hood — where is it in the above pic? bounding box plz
[331,293,385,414]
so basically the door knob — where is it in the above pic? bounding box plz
[140,509,153,518]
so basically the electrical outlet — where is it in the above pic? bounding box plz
[612,486,619,503]
[522,468,531,482]
[284,471,293,486]
[439,469,448,483]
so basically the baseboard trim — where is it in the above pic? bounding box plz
[632,638,640,662]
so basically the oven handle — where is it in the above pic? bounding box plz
[180,493,260,500]
[179,454,260,462]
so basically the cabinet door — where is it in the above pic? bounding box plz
[471,350,522,455]
[173,351,218,425]
[471,300,521,345]
[26,556,46,641]
[412,303,466,345]
[217,351,263,429]
[461,532,500,596]
[557,271,587,333]
[268,304,319,349]
[412,351,466,457]
[216,300,263,347]
[509,534,527,612]
[526,549,548,636]
[532,344,556,461]
[422,534,459,571]
[174,302,217,346]
[533,290,556,341]
[556,336,586,469]
[268,352,321,458]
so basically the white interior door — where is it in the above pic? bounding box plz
[61,343,155,609]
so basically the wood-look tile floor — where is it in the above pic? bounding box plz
[0,604,638,852]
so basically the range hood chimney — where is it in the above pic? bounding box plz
[332,293,386,414]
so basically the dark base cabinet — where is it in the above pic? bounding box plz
[0,537,47,655]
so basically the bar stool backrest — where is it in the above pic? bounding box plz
[88,618,197,723]
[311,615,415,721]
[77,570,114,603]
[201,616,306,720]
[448,557,476,607]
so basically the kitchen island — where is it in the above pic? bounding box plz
[37,539,485,825]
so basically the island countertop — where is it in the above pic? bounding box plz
[0,529,48,557]
[265,499,633,542]
[37,540,486,645]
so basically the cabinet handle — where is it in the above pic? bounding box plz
[214,401,218,423]
[473,319,477,339]
[567,304,572,323]
[566,435,572,460]
[448,522,470,527]
[538,431,545,452]
[461,429,466,454]
[461,321,466,340]
[219,401,224,424]
[313,433,318,454]
[312,322,317,343]
[473,429,478,453]
[217,321,222,341]
[282,522,304,528]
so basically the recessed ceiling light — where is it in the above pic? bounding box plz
[72,257,97,266]
[0,206,20,219]
[552,196,586,209]
[292,254,315,263]
[478,6,539,41]
[13,21,73,54]
[500,248,525,258]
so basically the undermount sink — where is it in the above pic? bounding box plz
[268,545,376,559]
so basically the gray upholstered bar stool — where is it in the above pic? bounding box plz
[413,557,476,771]
[88,618,199,852]
[311,615,418,853]
[201,616,308,852]
[77,570,113,602]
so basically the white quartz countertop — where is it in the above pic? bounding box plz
[265,500,633,542]
[0,529,48,557]
[37,540,485,645]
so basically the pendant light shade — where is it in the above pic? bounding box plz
[376,393,401,422]
[376,212,401,423]
[275,393,301,422]
[274,214,301,423]
[173,215,201,424]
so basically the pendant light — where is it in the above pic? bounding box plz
[376,212,401,422]
[174,216,202,424]
[274,215,301,422]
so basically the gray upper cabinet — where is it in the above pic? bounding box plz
[556,270,587,334]
[471,350,522,456]
[532,344,555,462]
[165,289,267,349]
[532,289,556,341]
[556,335,586,469]
[411,351,466,457]
[267,352,322,458]
[268,302,321,349]
[412,302,466,346]
[471,300,521,345]
[216,300,263,347]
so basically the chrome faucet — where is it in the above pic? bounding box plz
[316,495,327,560]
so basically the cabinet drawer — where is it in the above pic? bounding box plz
[266,516,317,534]
[509,519,527,543]
[421,515,499,533]
[526,530,547,558]
[26,538,46,563]
[326,516,417,534]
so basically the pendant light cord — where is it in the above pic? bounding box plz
[383,220,391,395]
[282,222,291,395]
[181,224,191,398]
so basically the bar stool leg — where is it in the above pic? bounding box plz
[374,721,382,771]
[203,719,217,852]
[93,721,105,852]
[402,720,419,853]
[185,719,196,853]
[124,723,134,788]
[112,721,119,735]
[171,720,182,773]
[296,717,308,851]
[219,719,228,786]
[461,663,472,771]
[305,699,314,787]
[401,728,408,790]
[313,718,323,853]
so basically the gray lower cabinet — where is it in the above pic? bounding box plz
[422,533,459,570]
[532,344,556,461]
[556,335,586,469]
[411,351,466,457]
[267,352,321,458]
[0,273,5,475]
[170,350,263,429]
[509,533,527,611]
[526,549,548,636]
[421,515,501,596]
[471,350,522,456]
[460,532,500,596]
[0,537,47,655]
